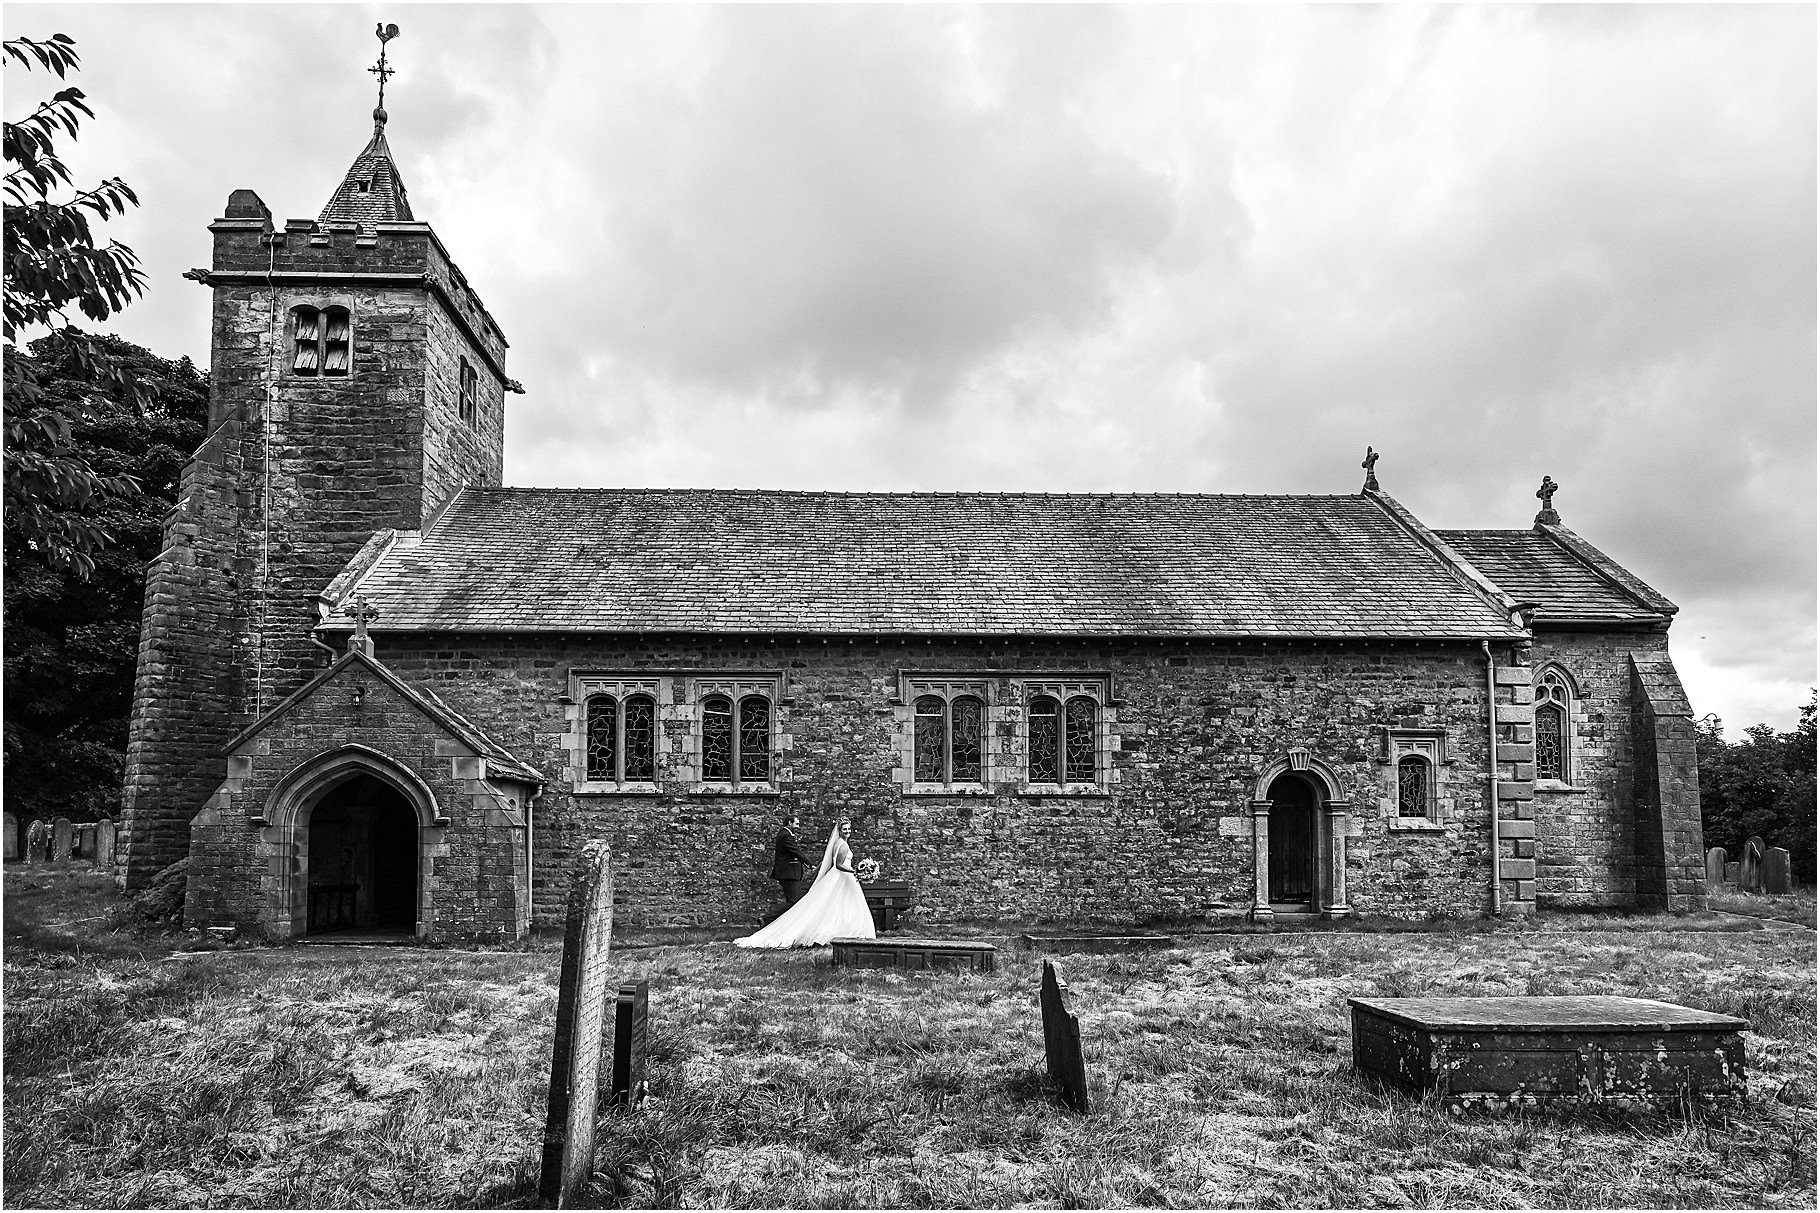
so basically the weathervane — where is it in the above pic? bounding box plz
[369,22,401,123]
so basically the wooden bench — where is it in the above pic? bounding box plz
[1349,995,1748,1108]
[831,938,998,974]
[863,879,913,931]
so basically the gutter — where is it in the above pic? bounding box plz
[1482,640,1502,916]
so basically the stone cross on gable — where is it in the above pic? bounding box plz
[344,595,381,655]
[1535,475,1561,526]
[1361,446,1381,492]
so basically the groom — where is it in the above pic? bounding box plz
[770,812,817,911]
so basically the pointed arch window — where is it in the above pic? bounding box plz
[1028,694,1099,786]
[291,304,352,377]
[1535,668,1573,784]
[913,693,984,787]
[699,692,774,787]
[585,693,657,785]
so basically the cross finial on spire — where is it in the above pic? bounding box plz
[1534,475,1560,526]
[369,23,401,126]
[344,594,381,654]
[1361,446,1381,492]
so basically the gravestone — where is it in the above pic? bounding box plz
[50,817,73,865]
[1350,995,1748,1107]
[1724,861,1740,886]
[1705,847,1726,888]
[1741,836,1767,894]
[1040,959,1090,1112]
[608,980,649,1108]
[96,817,117,868]
[3,812,16,862]
[25,820,48,865]
[76,824,96,861]
[1764,847,1792,896]
[538,840,615,1207]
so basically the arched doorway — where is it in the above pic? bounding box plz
[304,773,420,936]
[1266,772,1318,912]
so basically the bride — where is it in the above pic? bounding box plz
[736,817,876,948]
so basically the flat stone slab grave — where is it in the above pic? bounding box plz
[1349,995,1748,1107]
[1021,933,1174,954]
[831,938,998,974]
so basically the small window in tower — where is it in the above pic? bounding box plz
[459,357,478,427]
[291,304,353,378]
[357,179,372,193]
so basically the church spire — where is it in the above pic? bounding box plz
[319,23,413,228]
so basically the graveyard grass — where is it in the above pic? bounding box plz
[5,870,1815,1210]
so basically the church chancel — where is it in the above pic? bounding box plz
[119,32,1709,942]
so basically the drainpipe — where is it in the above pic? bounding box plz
[1482,640,1502,916]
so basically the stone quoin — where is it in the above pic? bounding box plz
[119,38,1707,942]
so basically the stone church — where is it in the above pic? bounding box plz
[119,97,1707,943]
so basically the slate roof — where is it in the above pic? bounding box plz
[323,488,1531,639]
[1434,529,1673,625]
[319,119,414,229]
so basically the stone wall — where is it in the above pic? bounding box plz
[1526,630,1664,907]
[369,634,1510,929]
[119,195,509,887]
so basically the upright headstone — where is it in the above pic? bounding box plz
[24,820,48,865]
[539,841,615,1207]
[1741,836,1767,894]
[3,812,16,862]
[1705,847,1726,889]
[96,817,117,868]
[1724,861,1740,887]
[1764,848,1792,896]
[608,980,650,1108]
[75,824,96,862]
[1040,959,1090,1112]
[50,817,73,865]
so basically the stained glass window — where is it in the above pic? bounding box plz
[585,695,616,782]
[951,696,983,783]
[1397,754,1429,817]
[738,696,771,782]
[914,696,945,782]
[1028,696,1061,784]
[1064,697,1096,783]
[1535,703,1564,782]
[701,696,733,782]
[623,695,657,781]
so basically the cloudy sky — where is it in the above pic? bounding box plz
[10,3,1815,735]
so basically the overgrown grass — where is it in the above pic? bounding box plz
[5,868,1815,1208]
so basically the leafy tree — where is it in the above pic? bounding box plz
[3,333,207,823]
[1698,693,1817,885]
[5,33,150,578]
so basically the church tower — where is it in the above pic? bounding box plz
[118,31,516,886]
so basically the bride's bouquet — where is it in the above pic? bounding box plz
[855,857,882,884]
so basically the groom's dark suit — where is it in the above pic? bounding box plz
[771,823,817,908]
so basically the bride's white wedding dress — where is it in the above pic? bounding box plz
[736,829,876,949]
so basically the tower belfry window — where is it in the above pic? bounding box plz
[291,305,352,377]
[459,357,478,426]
